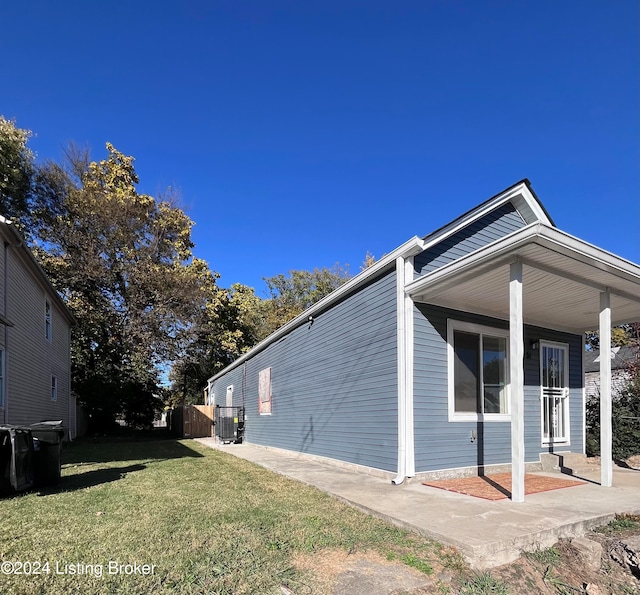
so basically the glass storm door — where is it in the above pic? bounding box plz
[540,342,569,445]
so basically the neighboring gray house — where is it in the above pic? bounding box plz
[585,345,636,401]
[207,181,640,501]
[0,216,76,438]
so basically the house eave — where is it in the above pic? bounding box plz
[406,222,640,334]
[0,217,76,326]
[207,235,426,384]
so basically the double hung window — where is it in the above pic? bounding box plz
[447,320,509,421]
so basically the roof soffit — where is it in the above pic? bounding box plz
[407,223,640,332]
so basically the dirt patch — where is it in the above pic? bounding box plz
[296,517,640,595]
[292,549,443,595]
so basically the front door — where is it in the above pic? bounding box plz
[540,341,570,445]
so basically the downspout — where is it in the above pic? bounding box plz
[392,256,407,485]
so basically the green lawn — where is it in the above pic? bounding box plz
[0,437,458,595]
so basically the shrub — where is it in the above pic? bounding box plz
[586,355,640,461]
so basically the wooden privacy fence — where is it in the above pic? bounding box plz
[169,405,214,438]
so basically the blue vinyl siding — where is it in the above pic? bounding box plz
[413,304,584,473]
[212,269,399,472]
[414,202,525,277]
[209,197,587,476]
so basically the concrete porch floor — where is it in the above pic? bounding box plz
[195,439,640,569]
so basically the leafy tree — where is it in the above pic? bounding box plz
[585,325,634,350]
[361,251,376,270]
[259,264,351,340]
[167,283,260,406]
[0,116,35,230]
[31,143,220,430]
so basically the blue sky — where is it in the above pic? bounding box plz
[2,1,638,295]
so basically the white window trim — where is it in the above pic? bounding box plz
[539,339,571,446]
[51,375,58,402]
[447,319,511,422]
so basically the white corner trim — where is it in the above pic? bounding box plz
[404,256,415,478]
[393,254,417,484]
[393,255,407,485]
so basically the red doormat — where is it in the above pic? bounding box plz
[422,473,585,500]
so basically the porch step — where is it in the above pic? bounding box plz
[540,453,594,475]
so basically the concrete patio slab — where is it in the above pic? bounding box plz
[195,439,640,569]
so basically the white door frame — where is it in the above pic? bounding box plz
[539,340,570,446]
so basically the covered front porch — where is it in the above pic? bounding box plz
[406,222,640,501]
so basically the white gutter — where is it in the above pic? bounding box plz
[207,236,425,384]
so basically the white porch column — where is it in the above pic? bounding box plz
[599,290,613,487]
[510,259,525,502]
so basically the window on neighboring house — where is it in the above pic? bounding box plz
[45,299,52,342]
[51,376,58,401]
[447,320,510,421]
[0,349,4,407]
[258,367,272,415]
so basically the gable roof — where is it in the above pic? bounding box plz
[208,180,554,383]
[421,179,554,248]
[0,216,75,326]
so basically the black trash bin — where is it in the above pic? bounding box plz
[0,426,35,494]
[30,421,65,487]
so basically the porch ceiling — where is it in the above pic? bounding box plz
[406,223,640,333]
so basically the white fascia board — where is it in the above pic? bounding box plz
[406,222,640,299]
[406,222,543,296]
[419,182,551,254]
[207,236,425,383]
[510,185,553,226]
[533,225,640,285]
